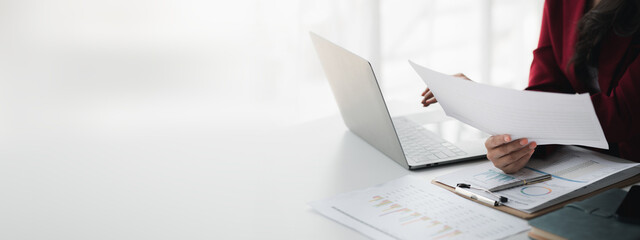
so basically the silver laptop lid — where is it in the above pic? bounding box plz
[310,32,409,169]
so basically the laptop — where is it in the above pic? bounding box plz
[310,32,487,170]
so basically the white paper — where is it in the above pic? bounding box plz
[435,146,640,213]
[310,175,529,240]
[409,61,608,149]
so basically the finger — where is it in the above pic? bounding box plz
[421,92,434,104]
[494,142,536,169]
[421,88,430,96]
[423,91,434,100]
[493,138,529,159]
[501,148,535,174]
[423,97,437,107]
[422,97,435,106]
[485,134,512,149]
[453,73,471,80]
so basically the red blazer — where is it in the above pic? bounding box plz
[527,0,640,161]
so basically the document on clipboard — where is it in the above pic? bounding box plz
[408,61,609,149]
[310,175,530,240]
[434,146,640,216]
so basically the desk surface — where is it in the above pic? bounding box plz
[1,112,604,239]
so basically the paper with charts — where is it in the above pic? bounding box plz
[309,175,529,240]
[408,61,608,149]
[436,146,640,213]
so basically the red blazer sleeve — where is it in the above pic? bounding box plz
[591,56,640,142]
[523,0,640,159]
[526,1,574,94]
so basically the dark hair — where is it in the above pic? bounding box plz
[571,0,640,84]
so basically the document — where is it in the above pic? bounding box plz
[409,61,608,149]
[435,146,640,213]
[310,175,529,240]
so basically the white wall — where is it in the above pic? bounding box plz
[0,0,544,137]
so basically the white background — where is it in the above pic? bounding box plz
[0,0,544,130]
[0,0,544,239]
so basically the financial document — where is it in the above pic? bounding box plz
[409,61,608,149]
[435,146,640,213]
[310,175,529,240]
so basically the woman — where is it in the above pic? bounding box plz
[421,0,640,173]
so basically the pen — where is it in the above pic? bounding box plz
[454,186,501,206]
[488,174,553,192]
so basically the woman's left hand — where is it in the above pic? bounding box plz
[421,73,471,107]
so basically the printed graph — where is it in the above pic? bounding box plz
[434,230,462,240]
[520,186,552,196]
[374,199,392,207]
[368,196,462,239]
[521,149,633,184]
[369,196,383,202]
[323,178,530,240]
[380,207,411,216]
[401,215,429,226]
[473,169,516,184]
[525,156,602,183]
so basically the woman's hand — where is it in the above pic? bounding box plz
[485,134,537,174]
[421,73,471,107]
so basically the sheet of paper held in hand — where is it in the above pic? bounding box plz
[435,146,640,213]
[309,175,529,240]
[409,61,608,149]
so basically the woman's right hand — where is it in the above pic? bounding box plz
[421,73,471,107]
[485,134,537,174]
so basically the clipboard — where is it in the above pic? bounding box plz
[432,173,640,219]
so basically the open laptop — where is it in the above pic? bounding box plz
[310,32,486,170]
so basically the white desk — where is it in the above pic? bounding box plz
[0,112,576,239]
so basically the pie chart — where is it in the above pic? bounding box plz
[520,186,552,196]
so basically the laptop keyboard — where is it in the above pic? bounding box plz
[392,117,467,163]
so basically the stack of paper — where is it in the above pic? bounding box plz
[435,146,640,213]
[310,176,529,240]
